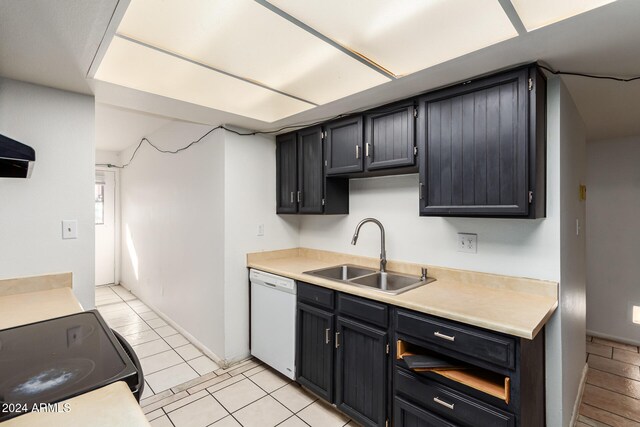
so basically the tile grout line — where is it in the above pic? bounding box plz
[581,402,640,424]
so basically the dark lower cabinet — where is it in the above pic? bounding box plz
[296,302,334,402]
[394,397,457,427]
[335,316,388,427]
[294,283,545,427]
[296,283,389,427]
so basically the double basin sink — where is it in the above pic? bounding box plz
[304,264,435,295]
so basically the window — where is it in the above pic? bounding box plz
[95,183,105,225]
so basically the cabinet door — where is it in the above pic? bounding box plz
[326,116,364,175]
[276,132,298,214]
[335,316,388,427]
[418,68,529,216]
[297,303,334,402]
[394,397,457,427]
[297,126,324,213]
[365,104,415,171]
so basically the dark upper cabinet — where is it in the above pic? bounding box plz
[296,302,334,402]
[276,132,297,214]
[297,127,324,214]
[365,103,416,171]
[325,116,364,175]
[417,65,546,218]
[276,128,348,215]
[335,316,388,427]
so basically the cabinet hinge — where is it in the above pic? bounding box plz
[386,343,390,355]
[528,190,533,203]
[413,108,418,118]
[321,198,325,206]
[413,146,418,156]
[528,78,533,91]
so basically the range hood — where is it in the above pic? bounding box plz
[0,133,35,178]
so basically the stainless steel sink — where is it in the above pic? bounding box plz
[350,272,435,294]
[304,264,435,295]
[306,264,377,281]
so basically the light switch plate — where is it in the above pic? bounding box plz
[62,220,78,239]
[457,233,477,253]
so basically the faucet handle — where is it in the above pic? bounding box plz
[420,267,428,281]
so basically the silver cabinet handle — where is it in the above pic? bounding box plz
[365,143,371,157]
[355,145,360,159]
[433,397,454,410]
[297,191,301,203]
[335,332,340,348]
[290,191,294,204]
[325,328,330,344]
[419,182,424,199]
[434,331,455,342]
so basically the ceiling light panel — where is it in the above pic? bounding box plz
[94,37,314,123]
[269,0,518,77]
[113,0,390,107]
[511,0,618,31]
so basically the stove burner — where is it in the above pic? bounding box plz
[1,358,95,403]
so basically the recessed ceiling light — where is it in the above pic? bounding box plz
[96,0,390,119]
[94,37,315,123]
[268,0,518,77]
[510,0,618,32]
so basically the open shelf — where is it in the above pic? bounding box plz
[396,340,511,404]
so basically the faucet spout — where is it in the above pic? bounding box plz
[351,218,387,272]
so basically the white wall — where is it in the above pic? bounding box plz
[119,122,227,356]
[556,79,587,427]
[118,123,298,361]
[223,131,299,362]
[0,78,95,309]
[586,136,640,344]
[96,149,120,166]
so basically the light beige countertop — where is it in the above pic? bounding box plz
[247,248,558,340]
[2,381,150,427]
[0,287,83,330]
[0,273,150,427]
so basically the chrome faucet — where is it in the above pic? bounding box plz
[351,218,387,272]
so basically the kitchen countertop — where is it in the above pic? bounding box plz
[0,273,150,427]
[0,287,83,330]
[247,248,558,339]
[2,381,149,427]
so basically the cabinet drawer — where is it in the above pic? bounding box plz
[395,368,514,427]
[394,396,457,427]
[396,310,515,369]
[298,282,334,310]
[337,293,388,328]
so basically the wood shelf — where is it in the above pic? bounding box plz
[396,340,510,404]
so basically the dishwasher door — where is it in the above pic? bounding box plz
[250,271,297,380]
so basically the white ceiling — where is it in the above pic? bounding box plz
[1,0,640,149]
[0,0,118,94]
[95,103,173,151]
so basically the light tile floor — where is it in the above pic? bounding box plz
[96,285,358,427]
[578,335,640,426]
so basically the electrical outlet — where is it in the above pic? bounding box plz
[257,224,264,236]
[62,220,78,239]
[457,233,477,253]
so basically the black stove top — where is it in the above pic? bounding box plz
[0,310,140,421]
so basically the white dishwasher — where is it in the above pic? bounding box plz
[250,269,296,380]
